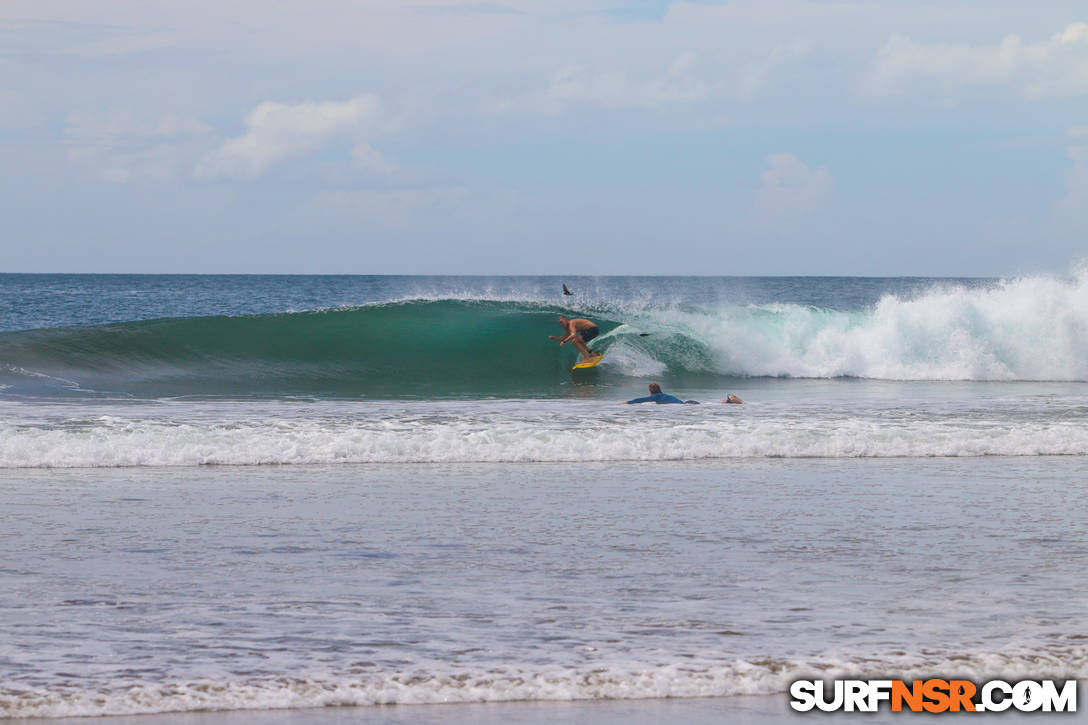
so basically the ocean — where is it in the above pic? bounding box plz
[1,273,1086,722]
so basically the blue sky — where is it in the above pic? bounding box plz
[1,0,1085,275]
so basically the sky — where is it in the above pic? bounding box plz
[1,0,1086,276]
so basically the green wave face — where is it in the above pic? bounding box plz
[9,280,1077,398]
[0,300,648,398]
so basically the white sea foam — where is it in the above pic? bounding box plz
[3,408,1088,468]
[602,270,1088,381]
[3,649,1084,718]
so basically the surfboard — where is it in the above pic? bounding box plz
[572,352,604,370]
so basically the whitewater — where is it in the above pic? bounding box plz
[3,394,1088,468]
[2,273,1086,723]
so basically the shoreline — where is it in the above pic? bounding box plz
[12,693,1075,725]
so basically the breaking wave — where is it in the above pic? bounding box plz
[4,404,1088,468]
[2,271,1088,399]
[3,648,1084,718]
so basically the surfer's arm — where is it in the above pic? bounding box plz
[548,328,576,344]
[548,323,576,343]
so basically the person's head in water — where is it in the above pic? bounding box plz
[557,315,569,327]
[649,382,662,395]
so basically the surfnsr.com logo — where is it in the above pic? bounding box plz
[790,679,1077,713]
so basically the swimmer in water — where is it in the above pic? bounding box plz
[626,383,698,404]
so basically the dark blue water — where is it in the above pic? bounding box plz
[0,274,985,333]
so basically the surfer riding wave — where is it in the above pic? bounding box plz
[549,316,599,361]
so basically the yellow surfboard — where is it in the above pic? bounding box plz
[572,352,604,370]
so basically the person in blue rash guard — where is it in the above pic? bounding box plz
[626,382,697,404]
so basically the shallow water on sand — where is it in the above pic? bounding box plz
[2,458,1085,718]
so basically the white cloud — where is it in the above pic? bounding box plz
[65,111,212,145]
[757,153,833,215]
[867,21,1088,98]
[1059,128,1088,221]
[7,1,1088,276]
[735,40,811,99]
[486,37,813,116]
[196,95,383,179]
[316,186,469,226]
[63,110,213,183]
[351,143,396,176]
[488,55,711,115]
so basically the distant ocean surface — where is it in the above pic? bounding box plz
[1,274,1086,720]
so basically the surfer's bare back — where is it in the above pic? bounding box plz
[549,316,599,361]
